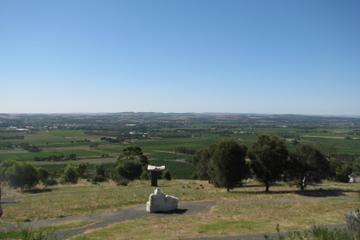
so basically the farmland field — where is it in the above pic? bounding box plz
[1,113,360,178]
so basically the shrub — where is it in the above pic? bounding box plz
[140,171,150,180]
[311,227,355,240]
[62,165,79,184]
[115,160,142,180]
[192,148,213,180]
[92,175,107,183]
[0,160,17,181]
[96,164,106,177]
[112,173,129,186]
[5,162,39,190]
[20,228,48,240]
[37,167,49,186]
[163,170,172,180]
[43,178,57,186]
[76,163,88,178]
[264,226,359,240]
[346,210,360,233]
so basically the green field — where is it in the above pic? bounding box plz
[1,113,360,181]
[1,123,360,179]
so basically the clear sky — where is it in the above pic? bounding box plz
[1,0,359,115]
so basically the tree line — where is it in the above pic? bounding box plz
[1,137,358,192]
[0,146,172,191]
[192,135,351,192]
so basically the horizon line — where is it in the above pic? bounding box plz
[1,112,360,118]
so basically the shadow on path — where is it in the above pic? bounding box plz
[153,208,188,214]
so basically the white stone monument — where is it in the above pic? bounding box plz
[146,188,178,213]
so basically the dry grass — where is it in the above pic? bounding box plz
[2,180,359,235]
[73,193,359,240]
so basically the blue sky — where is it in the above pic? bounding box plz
[1,0,359,115]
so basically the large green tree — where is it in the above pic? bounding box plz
[287,144,330,190]
[249,135,288,192]
[118,146,148,167]
[208,140,248,192]
[5,162,39,190]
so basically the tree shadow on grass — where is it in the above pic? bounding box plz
[22,188,52,194]
[296,189,349,197]
[228,188,358,197]
[238,184,265,188]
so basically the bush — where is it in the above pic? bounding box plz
[112,173,129,186]
[311,227,356,240]
[140,171,150,180]
[163,170,172,180]
[96,164,106,177]
[62,165,79,184]
[346,210,360,233]
[192,148,213,180]
[115,160,143,180]
[5,162,39,190]
[92,175,107,183]
[43,178,57,186]
[37,167,49,186]
[0,161,17,181]
[264,226,359,240]
[76,163,88,178]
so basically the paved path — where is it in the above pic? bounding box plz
[49,201,215,240]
